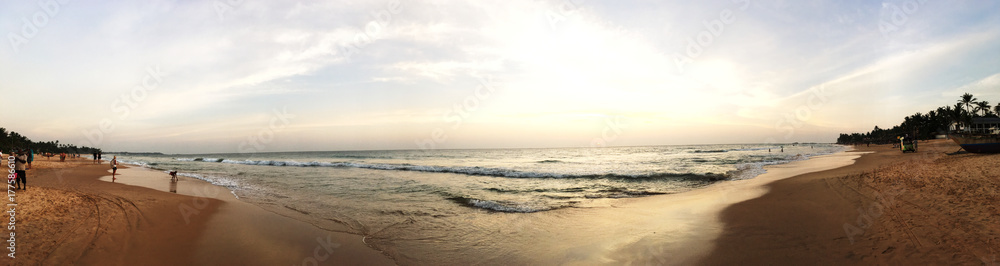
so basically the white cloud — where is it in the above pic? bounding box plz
[1,0,999,152]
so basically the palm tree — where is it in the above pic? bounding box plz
[951,103,966,131]
[994,104,1000,117]
[975,101,991,117]
[927,110,937,129]
[959,93,977,115]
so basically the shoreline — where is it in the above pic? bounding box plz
[98,164,396,265]
[590,147,867,265]
[59,146,862,265]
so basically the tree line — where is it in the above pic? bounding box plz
[0,127,102,155]
[837,93,999,145]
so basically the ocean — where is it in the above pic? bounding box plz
[112,143,842,217]
[110,143,844,263]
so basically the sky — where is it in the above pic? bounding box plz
[1,0,999,154]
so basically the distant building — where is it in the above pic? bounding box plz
[970,117,1000,135]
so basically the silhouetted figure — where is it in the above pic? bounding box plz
[14,150,28,190]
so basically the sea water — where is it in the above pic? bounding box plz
[112,143,842,219]
[111,143,844,262]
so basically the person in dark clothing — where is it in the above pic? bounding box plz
[14,150,28,190]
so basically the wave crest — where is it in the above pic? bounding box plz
[174,158,729,181]
[447,196,560,213]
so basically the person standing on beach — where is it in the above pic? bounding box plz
[27,148,33,169]
[111,156,118,182]
[93,152,98,164]
[14,150,28,190]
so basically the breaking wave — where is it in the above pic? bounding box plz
[173,157,731,181]
[446,196,565,213]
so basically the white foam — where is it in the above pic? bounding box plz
[468,199,550,213]
[166,144,849,182]
[119,159,152,168]
[725,145,849,181]
[183,158,570,178]
[725,163,768,180]
[166,171,245,191]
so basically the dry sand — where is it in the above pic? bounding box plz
[701,139,1000,265]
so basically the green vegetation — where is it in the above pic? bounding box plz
[837,93,997,145]
[0,127,101,155]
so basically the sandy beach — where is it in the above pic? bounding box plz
[11,157,393,265]
[703,139,1000,265]
[8,139,998,265]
